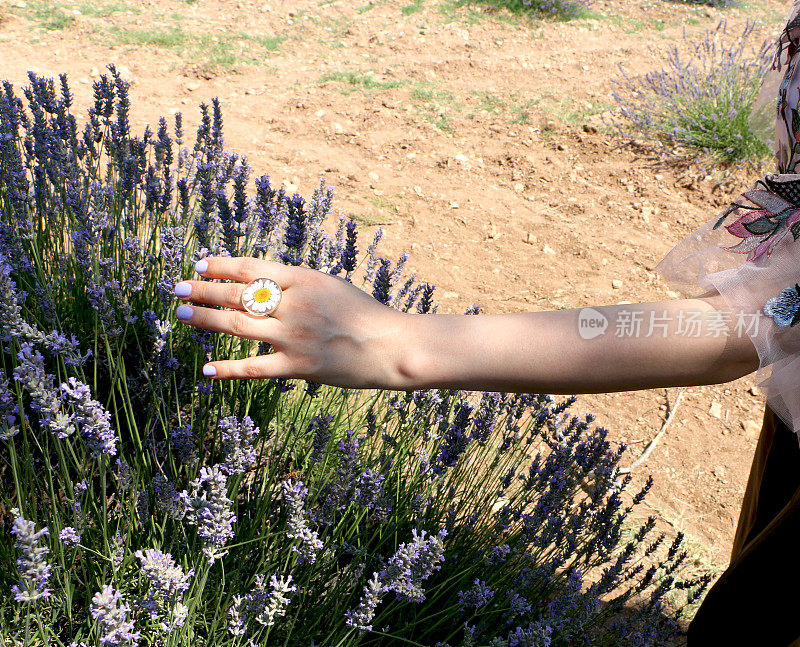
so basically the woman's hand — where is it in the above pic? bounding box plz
[173,256,411,388]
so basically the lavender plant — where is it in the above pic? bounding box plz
[459,0,590,21]
[0,67,708,646]
[667,0,737,7]
[607,20,772,164]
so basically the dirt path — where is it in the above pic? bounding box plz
[0,0,790,593]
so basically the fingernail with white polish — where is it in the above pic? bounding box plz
[173,282,192,298]
[203,365,217,377]
[195,259,209,274]
[176,305,193,321]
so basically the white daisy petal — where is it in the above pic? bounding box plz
[241,278,282,316]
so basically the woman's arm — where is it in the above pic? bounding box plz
[174,257,760,393]
[395,295,760,394]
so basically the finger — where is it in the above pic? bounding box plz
[175,304,282,341]
[173,279,246,311]
[202,354,289,381]
[195,256,296,287]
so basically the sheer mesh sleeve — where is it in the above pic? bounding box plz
[656,8,800,440]
[655,174,800,439]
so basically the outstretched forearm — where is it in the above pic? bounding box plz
[388,295,761,394]
[176,258,761,391]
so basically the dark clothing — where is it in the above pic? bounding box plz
[687,405,800,646]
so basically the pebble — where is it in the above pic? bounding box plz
[514,182,525,193]
[611,279,623,289]
[741,419,761,438]
[449,201,459,209]
[314,109,325,117]
[89,66,99,78]
[331,122,344,134]
[116,65,135,83]
[455,153,469,162]
[582,124,598,134]
[557,144,566,151]
[709,402,723,419]
[542,244,557,256]
[524,232,537,245]
[368,171,379,182]
[713,466,726,481]
[187,81,201,91]
[748,385,760,397]
[244,88,257,95]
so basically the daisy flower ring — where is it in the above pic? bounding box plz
[241,278,282,317]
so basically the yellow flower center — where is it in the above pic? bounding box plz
[253,288,272,303]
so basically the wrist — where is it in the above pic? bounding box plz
[383,313,460,391]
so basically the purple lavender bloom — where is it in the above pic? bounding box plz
[90,585,141,647]
[135,548,194,629]
[228,573,297,635]
[281,479,323,564]
[116,459,132,491]
[111,532,126,570]
[170,424,198,468]
[353,468,388,516]
[371,258,393,305]
[153,473,189,520]
[10,509,51,602]
[314,430,361,524]
[345,573,382,633]
[195,161,216,250]
[156,225,186,306]
[280,193,309,265]
[219,415,258,475]
[340,219,358,276]
[416,283,436,314]
[60,526,81,547]
[253,174,279,256]
[13,343,74,438]
[457,579,494,609]
[0,369,21,439]
[308,414,333,464]
[363,228,384,281]
[0,254,88,364]
[377,528,447,603]
[187,465,235,564]
[61,377,117,457]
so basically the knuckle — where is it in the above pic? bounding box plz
[228,312,249,336]
[226,283,242,306]
[238,257,261,279]
[243,361,262,379]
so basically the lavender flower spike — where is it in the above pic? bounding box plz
[90,585,141,647]
[228,573,297,635]
[135,548,194,630]
[219,415,258,475]
[61,377,117,457]
[10,509,51,603]
[378,528,447,603]
[281,479,323,564]
[345,573,383,633]
[187,465,235,564]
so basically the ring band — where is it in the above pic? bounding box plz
[241,278,282,316]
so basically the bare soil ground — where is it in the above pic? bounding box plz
[0,0,791,625]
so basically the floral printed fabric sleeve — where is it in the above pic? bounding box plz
[655,5,800,441]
